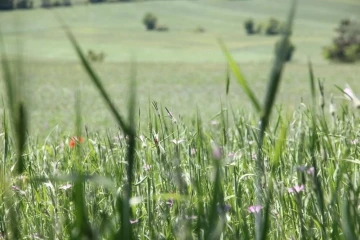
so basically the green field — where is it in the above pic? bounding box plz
[0,0,359,136]
[2,1,360,239]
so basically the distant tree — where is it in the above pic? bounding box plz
[323,19,360,62]
[143,12,157,31]
[265,18,284,35]
[41,0,52,8]
[16,0,33,9]
[0,0,14,10]
[89,0,104,3]
[244,18,255,35]
[63,0,71,6]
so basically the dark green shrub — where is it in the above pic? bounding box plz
[0,0,14,10]
[143,12,157,31]
[16,0,32,8]
[275,38,295,62]
[89,0,104,4]
[265,18,284,35]
[244,18,255,35]
[41,0,51,8]
[63,0,71,6]
[52,0,61,6]
[323,19,360,62]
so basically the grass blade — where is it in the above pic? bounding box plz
[0,29,27,174]
[61,22,130,135]
[308,59,316,106]
[218,39,261,112]
[255,0,297,238]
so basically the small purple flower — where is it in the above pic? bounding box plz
[166,199,174,207]
[288,184,305,193]
[228,152,234,159]
[296,166,315,176]
[251,153,257,160]
[307,167,315,175]
[190,148,196,156]
[248,205,262,213]
[211,143,223,160]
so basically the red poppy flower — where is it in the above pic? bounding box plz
[69,137,84,148]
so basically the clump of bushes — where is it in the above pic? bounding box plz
[143,12,157,31]
[275,38,295,62]
[244,18,255,35]
[323,19,360,63]
[244,18,285,36]
[0,0,33,10]
[0,0,14,10]
[41,0,71,8]
[142,13,170,32]
[88,0,104,4]
[16,0,33,9]
[265,18,285,35]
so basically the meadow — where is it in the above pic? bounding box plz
[0,0,360,136]
[1,0,360,239]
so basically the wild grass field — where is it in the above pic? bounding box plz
[1,0,360,239]
[0,0,360,136]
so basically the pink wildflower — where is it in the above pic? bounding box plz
[288,184,305,193]
[307,167,315,175]
[248,205,263,213]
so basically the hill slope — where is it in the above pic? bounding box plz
[0,0,359,63]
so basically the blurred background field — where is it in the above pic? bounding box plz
[0,0,359,136]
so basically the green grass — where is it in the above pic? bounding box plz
[2,72,360,238]
[0,0,359,62]
[1,0,360,63]
[1,2,360,238]
[0,0,360,136]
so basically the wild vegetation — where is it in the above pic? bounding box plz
[1,0,360,239]
[323,19,360,63]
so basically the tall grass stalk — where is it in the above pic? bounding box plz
[62,22,137,239]
[0,33,27,175]
[221,0,297,238]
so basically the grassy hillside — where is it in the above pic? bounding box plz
[2,2,360,238]
[1,0,359,63]
[0,0,359,136]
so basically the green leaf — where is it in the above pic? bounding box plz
[218,39,261,112]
